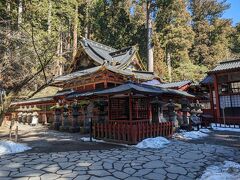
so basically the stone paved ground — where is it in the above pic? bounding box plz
[0,140,240,180]
[0,123,122,152]
[187,130,240,149]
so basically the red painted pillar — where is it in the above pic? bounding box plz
[213,74,220,121]
[108,95,111,121]
[129,93,134,143]
[129,93,133,122]
[149,99,152,122]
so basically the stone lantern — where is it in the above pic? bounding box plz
[22,106,28,124]
[190,100,203,130]
[60,103,70,131]
[180,97,190,126]
[30,105,41,126]
[16,105,24,123]
[166,99,178,127]
[94,99,108,124]
[53,102,62,130]
[150,97,165,123]
[70,99,80,132]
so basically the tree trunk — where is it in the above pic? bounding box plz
[18,0,23,29]
[146,1,154,72]
[85,0,89,38]
[0,92,16,126]
[167,52,172,82]
[47,0,52,34]
[67,21,71,51]
[56,28,63,76]
[72,4,78,61]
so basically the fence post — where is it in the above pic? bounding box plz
[89,118,92,142]
[132,125,137,144]
[15,126,18,142]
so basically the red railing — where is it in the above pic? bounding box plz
[93,120,174,144]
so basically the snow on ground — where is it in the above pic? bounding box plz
[199,128,211,133]
[200,161,240,180]
[211,124,240,133]
[173,129,211,140]
[80,137,105,142]
[0,141,31,156]
[135,137,170,149]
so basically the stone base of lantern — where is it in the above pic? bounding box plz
[80,127,89,134]
[59,125,70,132]
[52,122,61,130]
[69,126,80,133]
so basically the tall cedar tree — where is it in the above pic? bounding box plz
[189,0,233,68]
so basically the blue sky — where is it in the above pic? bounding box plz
[222,0,240,26]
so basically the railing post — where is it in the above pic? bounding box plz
[15,126,18,142]
[132,125,137,144]
[89,117,92,142]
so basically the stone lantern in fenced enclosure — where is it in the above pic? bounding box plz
[166,99,178,127]
[150,97,165,123]
[82,101,94,134]
[22,106,28,124]
[190,100,203,130]
[60,103,70,131]
[30,105,41,126]
[70,99,80,132]
[52,102,62,130]
[94,99,108,124]
[16,106,24,123]
[180,97,190,127]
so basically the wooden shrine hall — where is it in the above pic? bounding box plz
[10,37,194,144]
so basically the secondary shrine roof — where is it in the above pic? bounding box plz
[210,59,240,73]
[142,80,192,90]
[200,75,214,85]
[53,65,156,85]
[71,82,195,97]
[11,96,54,105]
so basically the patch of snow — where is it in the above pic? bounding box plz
[135,137,170,149]
[199,128,211,133]
[200,161,240,180]
[0,141,31,156]
[80,137,104,142]
[173,130,209,140]
[211,124,240,133]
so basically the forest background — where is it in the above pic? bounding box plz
[0,0,240,104]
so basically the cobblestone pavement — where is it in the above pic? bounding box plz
[0,140,240,180]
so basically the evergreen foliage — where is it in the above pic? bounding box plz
[1,0,240,88]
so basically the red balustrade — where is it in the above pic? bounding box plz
[93,120,174,144]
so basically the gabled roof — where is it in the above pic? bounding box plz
[210,59,240,73]
[53,65,157,85]
[79,37,143,70]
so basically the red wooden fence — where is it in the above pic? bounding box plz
[93,120,174,144]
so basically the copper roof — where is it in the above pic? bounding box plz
[210,59,240,73]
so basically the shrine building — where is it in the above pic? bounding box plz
[10,37,194,144]
[201,59,240,126]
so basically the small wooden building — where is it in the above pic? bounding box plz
[201,59,240,126]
